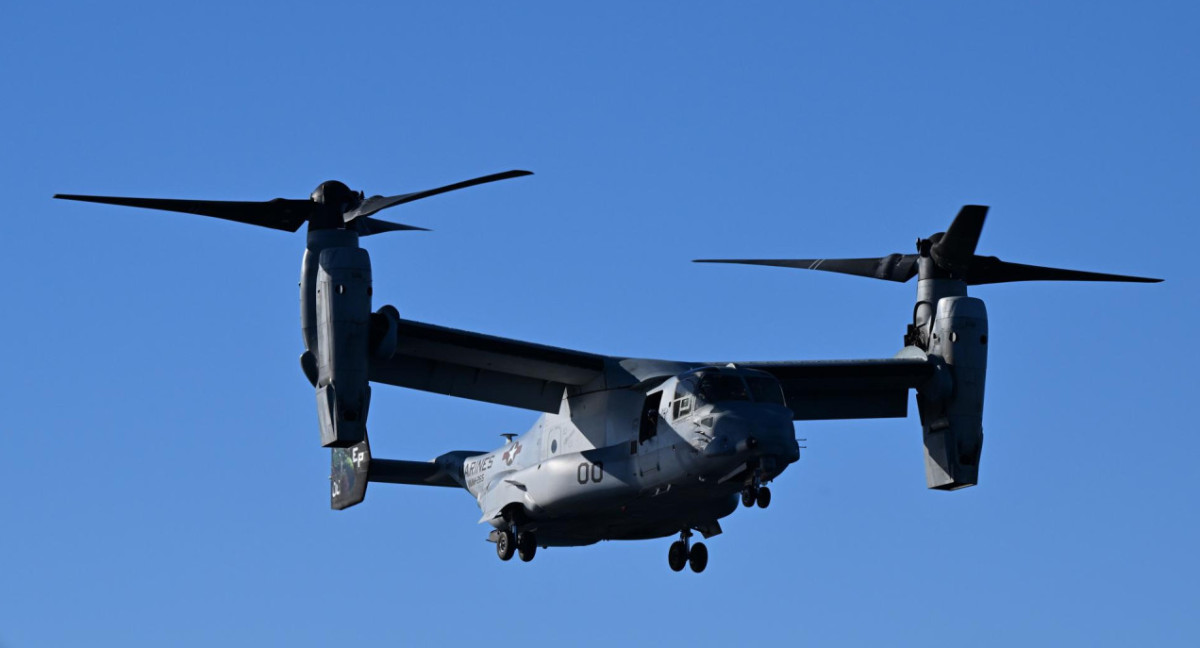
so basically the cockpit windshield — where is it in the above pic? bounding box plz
[746,376,786,406]
[697,374,750,402]
[674,369,786,406]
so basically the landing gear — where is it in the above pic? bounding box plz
[742,486,771,508]
[756,486,771,509]
[668,541,688,572]
[517,531,537,562]
[496,529,515,561]
[743,468,771,509]
[688,542,708,573]
[494,508,537,564]
[666,530,709,573]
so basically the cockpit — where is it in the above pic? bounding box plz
[671,367,786,418]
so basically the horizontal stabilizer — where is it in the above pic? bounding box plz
[332,436,481,509]
[370,459,460,488]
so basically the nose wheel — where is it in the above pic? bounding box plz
[688,542,708,572]
[741,485,771,509]
[668,540,688,571]
[667,530,709,573]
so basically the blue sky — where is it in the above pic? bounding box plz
[2,2,1197,646]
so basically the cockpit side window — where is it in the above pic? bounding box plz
[674,378,696,401]
[672,397,691,419]
[672,378,696,419]
[747,376,786,406]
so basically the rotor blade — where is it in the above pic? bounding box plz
[966,257,1162,285]
[355,217,430,236]
[54,194,312,232]
[694,254,919,282]
[343,170,533,221]
[931,205,988,271]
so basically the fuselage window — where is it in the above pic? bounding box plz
[550,439,558,453]
[673,397,692,419]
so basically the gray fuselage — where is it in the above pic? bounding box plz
[451,367,799,546]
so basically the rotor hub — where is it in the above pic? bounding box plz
[310,181,360,210]
[308,181,363,230]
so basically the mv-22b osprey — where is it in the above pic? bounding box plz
[55,172,1160,573]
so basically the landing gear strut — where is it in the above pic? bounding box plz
[667,530,708,573]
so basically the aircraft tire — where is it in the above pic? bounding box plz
[517,532,537,562]
[741,488,757,508]
[757,486,772,509]
[496,529,515,561]
[688,542,708,573]
[668,541,688,572]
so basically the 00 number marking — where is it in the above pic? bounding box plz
[577,461,604,484]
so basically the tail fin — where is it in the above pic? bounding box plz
[332,440,372,510]
[331,435,480,510]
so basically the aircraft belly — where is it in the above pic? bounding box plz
[529,488,741,546]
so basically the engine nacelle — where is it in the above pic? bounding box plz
[369,304,401,360]
[314,246,373,447]
[918,296,987,490]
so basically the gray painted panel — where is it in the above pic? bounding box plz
[369,356,567,413]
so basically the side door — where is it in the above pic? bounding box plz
[635,391,664,478]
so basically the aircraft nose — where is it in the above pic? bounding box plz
[703,406,793,457]
[702,413,753,456]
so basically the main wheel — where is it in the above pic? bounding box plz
[757,486,772,509]
[517,532,537,562]
[668,541,688,572]
[741,488,757,508]
[688,542,708,573]
[496,529,515,561]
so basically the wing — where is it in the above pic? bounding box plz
[732,357,938,420]
[369,319,614,412]
[369,318,936,419]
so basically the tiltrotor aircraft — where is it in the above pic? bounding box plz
[55,172,1160,572]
